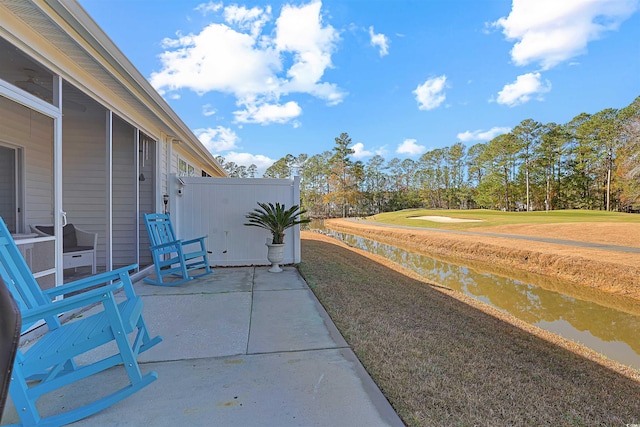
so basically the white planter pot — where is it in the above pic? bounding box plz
[266,243,285,273]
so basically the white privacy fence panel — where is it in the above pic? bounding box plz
[172,176,301,267]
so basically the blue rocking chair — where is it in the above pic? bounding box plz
[142,213,212,286]
[0,217,162,426]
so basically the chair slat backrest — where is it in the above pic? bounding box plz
[143,213,179,248]
[0,217,53,332]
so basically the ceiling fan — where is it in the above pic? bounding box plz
[14,69,86,112]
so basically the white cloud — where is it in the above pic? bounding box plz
[396,139,426,155]
[234,100,302,125]
[413,75,447,110]
[375,145,389,156]
[195,1,222,15]
[351,142,373,158]
[368,26,389,57]
[150,0,344,125]
[194,126,240,152]
[492,0,639,70]
[274,1,345,104]
[151,24,280,97]
[224,5,272,38]
[202,104,216,116]
[457,126,512,142]
[496,72,551,107]
[224,151,274,176]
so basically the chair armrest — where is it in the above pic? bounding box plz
[29,225,51,238]
[44,264,138,298]
[182,236,208,246]
[22,282,123,325]
[75,227,98,248]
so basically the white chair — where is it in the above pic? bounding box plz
[30,224,97,274]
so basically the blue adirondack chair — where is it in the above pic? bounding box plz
[142,213,212,286]
[0,217,162,426]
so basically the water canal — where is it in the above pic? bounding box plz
[319,226,640,370]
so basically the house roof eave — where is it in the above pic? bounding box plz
[40,0,227,177]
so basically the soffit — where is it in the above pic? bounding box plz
[1,0,171,134]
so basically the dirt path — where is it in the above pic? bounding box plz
[324,218,640,300]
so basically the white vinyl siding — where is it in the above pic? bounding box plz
[170,143,178,178]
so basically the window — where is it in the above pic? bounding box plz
[178,158,196,177]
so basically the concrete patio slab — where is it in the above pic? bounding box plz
[135,267,254,295]
[4,349,401,427]
[139,292,251,361]
[253,266,308,291]
[248,288,347,354]
[1,266,404,427]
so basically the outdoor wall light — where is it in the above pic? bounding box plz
[177,177,185,196]
[163,194,169,214]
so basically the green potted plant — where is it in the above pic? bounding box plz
[244,202,310,272]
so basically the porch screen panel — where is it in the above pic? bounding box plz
[138,135,154,267]
[0,95,56,289]
[111,118,136,268]
[62,106,107,270]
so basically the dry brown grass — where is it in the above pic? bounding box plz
[300,232,640,426]
[324,218,640,300]
[473,222,640,248]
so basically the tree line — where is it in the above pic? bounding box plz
[216,96,640,218]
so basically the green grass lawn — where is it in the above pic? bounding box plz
[368,209,640,231]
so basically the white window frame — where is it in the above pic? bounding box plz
[0,142,24,233]
[178,156,196,177]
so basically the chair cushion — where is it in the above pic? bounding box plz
[62,225,77,250]
[36,225,78,251]
[35,225,53,236]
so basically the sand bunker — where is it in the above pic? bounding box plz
[410,215,484,223]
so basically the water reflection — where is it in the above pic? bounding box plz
[323,229,640,369]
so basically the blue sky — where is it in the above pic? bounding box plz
[79,0,640,175]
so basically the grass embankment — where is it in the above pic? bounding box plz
[300,232,640,426]
[325,210,640,300]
